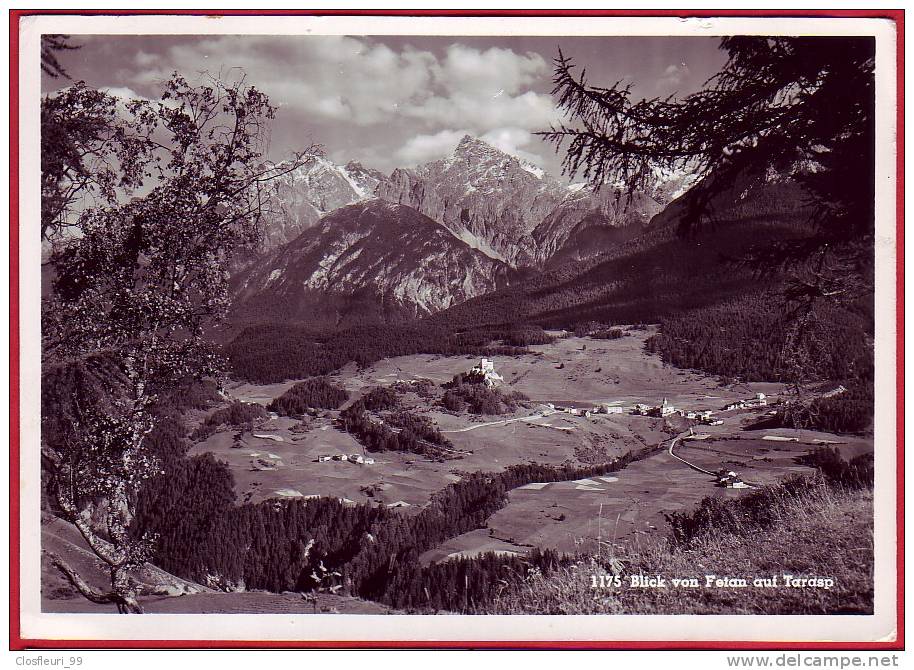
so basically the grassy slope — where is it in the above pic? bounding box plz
[488,486,873,615]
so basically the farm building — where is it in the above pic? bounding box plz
[682,409,716,421]
[716,470,749,489]
[725,393,768,411]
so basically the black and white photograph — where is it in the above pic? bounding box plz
[14,11,900,647]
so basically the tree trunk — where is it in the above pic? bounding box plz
[46,551,145,613]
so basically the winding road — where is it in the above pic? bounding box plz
[667,432,757,487]
[667,433,718,476]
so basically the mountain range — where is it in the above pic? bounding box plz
[233,135,691,324]
[234,199,517,323]
[221,137,869,391]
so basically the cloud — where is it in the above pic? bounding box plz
[126,36,436,126]
[403,44,558,131]
[395,126,546,167]
[133,51,158,68]
[436,44,546,96]
[92,36,566,172]
[406,89,558,133]
[656,62,691,93]
[100,86,146,101]
[479,128,544,166]
[395,129,470,165]
[119,36,559,133]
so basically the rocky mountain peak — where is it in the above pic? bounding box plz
[452,135,525,170]
[454,134,493,157]
[233,199,514,324]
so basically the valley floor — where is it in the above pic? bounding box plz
[43,327,874,614]
[207,328,871,562]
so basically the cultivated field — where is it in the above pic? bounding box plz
[202,328,869,563]
[429,428,870,561]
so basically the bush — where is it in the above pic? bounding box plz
[666,447,872,548]
[441,377,527,416]
[591,328,626,340]
[763,384,873,435]
[798,447,874,489]
[665,475,824,547]
[441,392,466,413]
[191,401,268,441]
[357,386,400,412]
[798,386,872,434]
[573,322,626,338]
[338,405,453,456]
[646,294,871,385]
[386,411,451,447]
[268,377,349,416]
[501,326,555,346]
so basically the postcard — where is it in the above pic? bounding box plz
[11,10,902,649]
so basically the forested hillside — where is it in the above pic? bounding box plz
[224,174,864,387]
[118,386,651,611]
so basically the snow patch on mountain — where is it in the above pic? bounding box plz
[449,226,507,263]
[520,162,545,179]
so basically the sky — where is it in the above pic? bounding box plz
[44,34,727,178]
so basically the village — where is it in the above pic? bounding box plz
[471,359,781,492]
[298,356,779,495]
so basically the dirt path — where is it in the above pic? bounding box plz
[441,413,552,433]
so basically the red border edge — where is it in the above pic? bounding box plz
[8,7,905,653]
